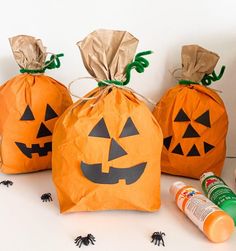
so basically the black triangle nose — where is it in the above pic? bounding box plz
[37,123,52,138]
[108,138,127,161]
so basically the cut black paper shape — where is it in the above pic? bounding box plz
[20,105,35,121]
[163,136,172,150]
[108,138,127,161]
[89,118,110,138]
[36,123,52,138]
[174,109,190,122]
[182,124,200,138]
[120,117,139,137]
[187,144,200,156]
[172,143,184,155]
[204,142,215,153]
[81,161,147,185]
[45,104,58,121]
[195,110,211,128]
[15,142,52,158]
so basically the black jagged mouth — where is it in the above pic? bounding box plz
[81,162,147,185]
[15,142,52,158]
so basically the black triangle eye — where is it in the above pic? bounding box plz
[89,118,110,138]
[120,117,139,138]
[195,110,211,128]
[20,105,35,121]
[45,104,58,121]
[174,109,190,122]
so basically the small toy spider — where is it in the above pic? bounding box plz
[0,180,13,187]
[151,231,166,246]
[74,234,96,248]
[41,193,53,202]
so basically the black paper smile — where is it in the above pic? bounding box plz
[15,142,52,158]
[81,162,147,185]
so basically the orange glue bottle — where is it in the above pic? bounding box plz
[170,181,234,243]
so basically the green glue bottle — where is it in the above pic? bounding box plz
[200,172,236,225]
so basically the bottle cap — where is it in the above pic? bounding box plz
[169,181,186,200]
[204,211,235,243]
[200,172,215,184]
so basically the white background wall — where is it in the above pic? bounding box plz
[0,0,235,156]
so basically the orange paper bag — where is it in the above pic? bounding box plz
[52,29,163,213]
[153,45,228,179]
[0,35,72,174]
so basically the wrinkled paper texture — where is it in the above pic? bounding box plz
[52,87,162,212]
[181,45,219,82]
[77,29,139,81]
[9,35,47,70]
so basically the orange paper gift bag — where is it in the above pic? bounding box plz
[52,29,163,213]
[153,45,228,179]
[0,35,72,174]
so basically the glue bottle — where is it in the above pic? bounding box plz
[170,181,234,243]
[200,172,236,225]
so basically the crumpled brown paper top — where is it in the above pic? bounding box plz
[181,45,219,82]
[77,29,139,81]
[9,35,47,70]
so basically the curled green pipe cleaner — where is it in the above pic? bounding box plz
[178,79,199,85]
[98,50,153,87]
[179,65,226,86]
[201,65,226,86]
[20,53,64,74]
[98,79,124,87]
[123,50,153,85]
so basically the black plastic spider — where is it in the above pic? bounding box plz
[74,234,96,248]
[41,193,53,202]
[151,231,166,246]
[0,180,13,187]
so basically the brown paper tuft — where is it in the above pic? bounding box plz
[9,35,47,70]
[181,45,219,82]
[77,29,139,81]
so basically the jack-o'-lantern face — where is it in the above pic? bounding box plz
[15,104,58,158]
[52,87,163,212]
[0,74,73,174]
[81,117,147,185]
[163,108,215,156]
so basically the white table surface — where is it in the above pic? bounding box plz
[0,159,236,251]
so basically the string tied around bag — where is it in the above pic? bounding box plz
[68,50,156,108]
